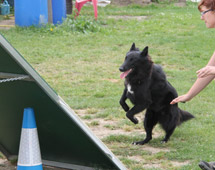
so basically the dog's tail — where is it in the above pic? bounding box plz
[178,108,194,125]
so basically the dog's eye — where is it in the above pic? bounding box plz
[130,58,133,61]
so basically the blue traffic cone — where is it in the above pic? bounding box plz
[17,108,43,170]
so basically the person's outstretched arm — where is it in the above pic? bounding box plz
[170,51,215,104]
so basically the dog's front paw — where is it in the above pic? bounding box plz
[160,140,167,144]
[132,141,145,145]
[133,137,152,145]
[126,113,138,124]
[132,117,138,124]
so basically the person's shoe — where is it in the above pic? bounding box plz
[199,161,215,170]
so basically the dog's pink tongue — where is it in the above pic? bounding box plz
[120,70,130,79]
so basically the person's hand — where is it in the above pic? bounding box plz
[170,94,190,105]
[196,66,215,78]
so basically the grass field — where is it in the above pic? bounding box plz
[1,1,215,170]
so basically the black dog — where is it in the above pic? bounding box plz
[119,43,194,145]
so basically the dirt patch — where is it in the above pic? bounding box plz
[128,156,190,169]
[75,109,191,169]
[75,109,163,139]
[0,16,15,30]
[0,159,15,170]
[83,117,163,139]
[108,15,148,21]
[174,2,186,7]
[141,146,171,154]
[143,160,190,169]
[172,160,190,167]
[111,0,151,6]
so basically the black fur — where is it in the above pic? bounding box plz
[119,43,194,145]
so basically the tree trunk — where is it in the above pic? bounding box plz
[66,0,73,14]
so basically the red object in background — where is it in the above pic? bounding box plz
[75,0,97,20]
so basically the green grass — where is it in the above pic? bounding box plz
[1,1,215,169]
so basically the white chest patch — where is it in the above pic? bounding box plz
[127,84,134,94]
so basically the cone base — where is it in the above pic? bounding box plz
[17,164,43,170]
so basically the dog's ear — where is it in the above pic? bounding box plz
[130,43,136,51]
[141,46,148,57]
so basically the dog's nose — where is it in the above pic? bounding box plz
[119,67,124,72]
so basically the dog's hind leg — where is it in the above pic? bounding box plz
[161,126,176,143]
[133,110,158,145]
[160,105,181,143]
[126,104,147,124]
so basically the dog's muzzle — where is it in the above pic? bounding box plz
[119,66,125,72]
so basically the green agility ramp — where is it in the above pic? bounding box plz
[0,34,126,170]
